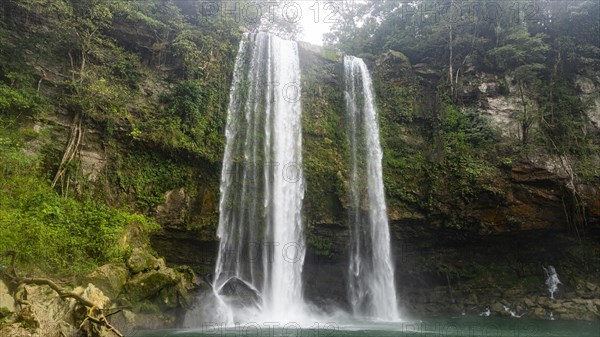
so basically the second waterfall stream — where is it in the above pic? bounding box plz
[344,55,399,321]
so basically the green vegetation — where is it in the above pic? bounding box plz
[0,307,10,321]
[306,234,333,257]
[0,84,42,116]
[0,0,242,274]
[112,151,189,212]
[156,80,227,162]
[327,0,600,231]
[436,105,498,201]
[0,0,598,278]
[0,121,157,274]
[489,27,550,144]
[1,0,240,163]
[538,80,600,180]
[300,49,347,224]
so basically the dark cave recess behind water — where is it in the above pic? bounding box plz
[152,223,600,319]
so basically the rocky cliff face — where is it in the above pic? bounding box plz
[147,44,600,321]
[8,34,598,322]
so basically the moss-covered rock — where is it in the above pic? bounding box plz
[86,263,129,299]
[122,269,178,303]
[126,248,158,274]
[174,265,206,308]
[298,42,347,226]
[157,287,179,310]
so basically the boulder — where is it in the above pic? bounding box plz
[532,306,546,318]
[174,265,205,308]
[127,248,158,274]
[21,284,75,331]
[156,187,189,226]
[0,279,15,313]
[14,283,110,337]
[490,302,505,315]
[158,287,179,309]
[122,269,178,302]
[546,300,563,310]
[73,283,111,309]
[86,263,129,298]
[73,285,114,337]
[218,277,262,310]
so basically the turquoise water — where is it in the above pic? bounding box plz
[133,317,599,337]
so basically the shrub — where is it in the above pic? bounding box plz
[0,123,157,275]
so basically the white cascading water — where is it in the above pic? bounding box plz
[544,265,561,300]
[212,32,306,323]
[344,56,399,321]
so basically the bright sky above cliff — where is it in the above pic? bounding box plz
[296,1,338,45]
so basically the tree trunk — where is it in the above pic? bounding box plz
[449,26,454,97]
[518,81,530,144]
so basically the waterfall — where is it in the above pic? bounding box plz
[544,265,561,300]
[344,55,399,321]
[213,32,305,322]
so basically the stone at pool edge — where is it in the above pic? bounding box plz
[122,268,179,303]
[89,246,203,310]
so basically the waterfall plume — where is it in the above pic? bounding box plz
[344,55,399,321]
[212,32,306,322]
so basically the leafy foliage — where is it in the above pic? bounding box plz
[0,0,240,244]
[158,81,227,161]
[538,80,600,179]
[437,106,497,201]
[306,234,333,257]
[1,0,241,162]
[327,0,599,230]
[0,122,157,275]
[112,151,189,212]
[0,84,40,116]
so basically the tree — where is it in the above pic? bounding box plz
[488,28,549,144]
